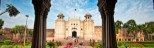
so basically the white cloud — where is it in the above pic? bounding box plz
[7,0,151,29]
[0,13,34,29]
[3,0,154,29]
[114,0,154,24]
[47,0,101,28]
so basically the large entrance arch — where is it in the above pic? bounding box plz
[31,0,117,48]
[72,31,77,38]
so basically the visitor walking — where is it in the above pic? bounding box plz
[65,43,73,48]
[78,43,86,48]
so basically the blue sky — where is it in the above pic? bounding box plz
[0,0,154,29]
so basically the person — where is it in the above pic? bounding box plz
[76,39,78,43]
[91,39,95,47]
[78,43,86,48]
[75,39,77,43]
[81,40,84,43]
[90,39,91,42]
[52,39,54,42]
[65,43,73,48]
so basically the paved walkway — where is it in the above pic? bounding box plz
[57,38,93,48]
[58,46,93,48]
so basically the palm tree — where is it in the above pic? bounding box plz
[0,4,20,16]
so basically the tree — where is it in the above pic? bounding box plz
[16,25,25,40]
[0,31,3,35]
[15,25,25,34]
[0,30,5,41]
[0,4,20,16]
[123,23,129,28]
[11,25,26,40]
[27,29,33,41]
[142,22,154,40]
[136,24,145,32]
[115,20,123,28]
[27,29,33,37]
[0,19,4,29]
[10,27,18,40]
[125,19,137,40]
[115,20,123,33]
[144,22,154,33]
[125,19,137,33]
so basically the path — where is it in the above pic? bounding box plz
[58,38,93,48]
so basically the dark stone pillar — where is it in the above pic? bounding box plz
[31,0,51,48]
[42,9,49,48]
[98,0,117,48]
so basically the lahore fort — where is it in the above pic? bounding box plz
[54,12,98,40]
[47,12,154,42]
[1,12,154,42]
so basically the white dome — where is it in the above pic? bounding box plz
[85,12,91,16]
[58,12,63,16]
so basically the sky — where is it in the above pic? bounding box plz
[0,0,154,29]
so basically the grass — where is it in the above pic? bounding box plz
[0,45,51,48]
[0,42,2,47]
[117,41,154,48]
[0,43,55,48]
[0,41,154,48]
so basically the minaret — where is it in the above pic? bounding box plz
[54,12,65,40]
[57,12,64,19]
[85,12,92,20]
[83,12,94,40]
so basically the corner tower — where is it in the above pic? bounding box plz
[83,12,94,40]
[54,12,66,40]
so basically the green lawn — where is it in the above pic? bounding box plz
[0,44,52,48]
[117,41,154,48]
[1,41,154,48]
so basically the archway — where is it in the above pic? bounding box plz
[31,0,117,48]
[72,31,77,38]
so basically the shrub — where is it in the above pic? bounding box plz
[1,45,12,48]
[89,42,94,47]
[56,41,62,46]
[3,40,12,45]
[94,42,102,48]
[25,41,30,45]
[117,42,123,46]
[47,42,55,48]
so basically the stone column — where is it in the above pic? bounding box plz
[98,0,117,48]
[31,0,51,48]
